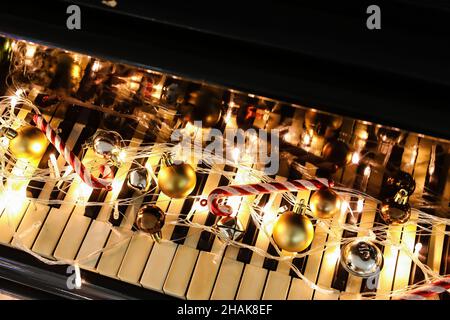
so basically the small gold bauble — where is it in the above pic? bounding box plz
[135,205,166,242]
[9,126,47,160]
[309,188,342,219]
[272,211,314,252]
[157,162,197,198]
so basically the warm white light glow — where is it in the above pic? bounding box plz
[414,242,422,256]
[0,187,27,217]
[91,61,101,72]
[232,147,240,163]
[25,45,36,59]
[364,165,371,177]
[341,200,349,214]
[302,132,312,146]
[78,182,93,201]
[49,153,60,178]
[356,198,364,213]
[224,109,232,124]
[410,145,418,166]
[351,152,360,165]
[113,202,119,220]
[283,132,291,143]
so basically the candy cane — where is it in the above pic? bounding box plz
[32,114,113,190]
[207,178,333,216]
[397,276,450,300]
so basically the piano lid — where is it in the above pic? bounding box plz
[0,1,449,140]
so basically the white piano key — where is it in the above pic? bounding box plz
[76,219,112,269]
[53,213,91,260]
[162,164,225,298]
[140,156,203,293]
[210,167,257,300]
[0,115,61,244]
[32,147,97,257]
[12,122,85,249]
[112,155,164,283]
[32,207,72,258]
[57,130,145,265]
[186,250,221,300]
[163,245,199,298]
[313,201,347,300]
[140,241,178,292]
[262,269,291,300]
[210,257,244,300]
[236,176,287,300]
[117,232,154,284]
[236,264,267,300]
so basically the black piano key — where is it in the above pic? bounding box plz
[236,193,271,264]
[83,166,119,219]
[110,131,155,227]
[197,165,236,252]
[171,163,208,244]
[84,123,136,221]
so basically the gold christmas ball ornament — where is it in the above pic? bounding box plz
[309,188,342,219]
[380,189,411,225]
[157,157,197,198]
[7,126,47,161]
[272,211,314,252]
[135,205,166,242]
[321,139,352,168]
[340,240,383,278]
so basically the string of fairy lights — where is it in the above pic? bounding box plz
[0,39,449,299]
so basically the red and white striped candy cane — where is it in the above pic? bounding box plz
[397,276,450,300]
[207,178,333,216]
[32,114,113,190]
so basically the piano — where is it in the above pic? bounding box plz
[0,1,448,300]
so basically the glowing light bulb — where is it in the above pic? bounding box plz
[414,242,422,256]
[364,165,371,177]
[356,198,364,213]
[283,132,291,143]
[351,152,360,165]
[302,132,312,146]
[224,109,232,124]
[410,145,418,166]
[78,182,92,201]
[91,61,101,72]
[25,45,36,59]
[232,147,240,163]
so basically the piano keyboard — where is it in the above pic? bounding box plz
[0,90,448,301]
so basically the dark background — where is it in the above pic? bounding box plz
[0,0,449,140]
